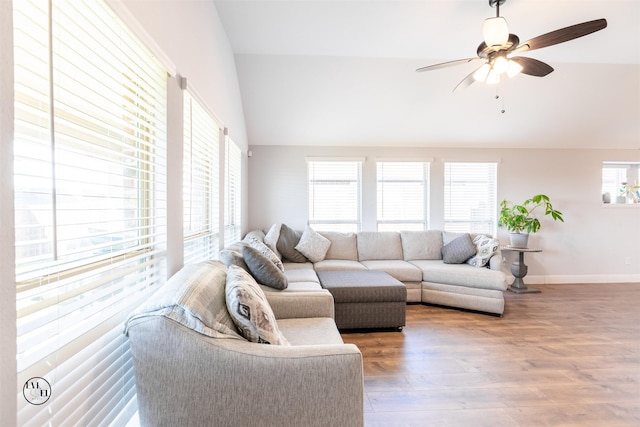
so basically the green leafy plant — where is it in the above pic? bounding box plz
[498,194,564,234]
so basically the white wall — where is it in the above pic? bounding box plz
[248,145,640,283]
[0,0,17,424]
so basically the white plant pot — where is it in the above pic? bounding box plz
[509,233,529,248]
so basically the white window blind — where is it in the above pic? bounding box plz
[308,160,362,232]
[377,161,429,231]
[444,162,497,235]
[13,1,167,425]
[183,92,220,263]
[224,137,242,245]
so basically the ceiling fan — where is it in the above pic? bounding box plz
[416,0,607,92]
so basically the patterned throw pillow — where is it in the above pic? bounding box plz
[441,233,477,264]
[242,245,288,290]
[225,265,290,345]
[295,225,331,263]
[466,235,500,268]
[245,236,284,272]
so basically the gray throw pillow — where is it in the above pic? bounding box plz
[441,233,476,264]
[245,236,284,272]
[276,224,307,263]
[242,245,288,290]
[219,247,249,271]
[225,265,290,345]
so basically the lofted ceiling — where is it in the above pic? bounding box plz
[214,0,640,149]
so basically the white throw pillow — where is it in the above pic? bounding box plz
[225,265,290,345]
[466,234,500,268]
[295,225,332,263]
[263,223,282,259]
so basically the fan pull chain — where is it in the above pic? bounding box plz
[495,81,506,114]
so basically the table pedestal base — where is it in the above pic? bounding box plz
[507,252,541,294]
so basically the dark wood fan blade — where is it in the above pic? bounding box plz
[416,57,479,72]
[511,57,554,77]
[515,19,607,52]
[453,67,480,92]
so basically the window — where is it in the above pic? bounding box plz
[377,161,430,231]
[183,92,220,262]
[224,136,242,245]
[602,162,640,204]
[444,162,497,235]
[308,159,362,232]
[13,1,167,425]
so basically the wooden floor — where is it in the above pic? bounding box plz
[341,283,640,427]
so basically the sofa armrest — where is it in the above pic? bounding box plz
[128,317,363,427]
[488,251,504,271]
[263,288,335,320]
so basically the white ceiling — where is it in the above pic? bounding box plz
[214,0,640,149]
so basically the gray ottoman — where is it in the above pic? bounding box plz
[317,270,407,330]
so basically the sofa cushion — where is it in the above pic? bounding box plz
[263,223,282,259]
[357,232,403,261]
[276,224,308,263]
[283,264,321,284]
[124,261,242,340]
[225,265,290,345]
[242,245,288,290]
[295,225,331,262]
[441,234,476,264]
[360,260,423,282]
[246,236,284,272]
[278,317,345,346]
[313,259,368,272]
[410,260,507,291]
[319,231,359,261]
[400,230,443,261]
[466,234,500,268]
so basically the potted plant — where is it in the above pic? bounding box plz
[498,194,564,248]
[619,181,640,204]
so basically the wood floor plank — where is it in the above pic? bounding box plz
[342,283,640,426]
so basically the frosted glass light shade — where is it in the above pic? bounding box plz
[473,63,491,82]
[483,17,509,47]
[486,69,501,85]
[507,60,523,77]
[493,56,509,74]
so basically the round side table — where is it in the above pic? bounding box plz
[501,247,542,294]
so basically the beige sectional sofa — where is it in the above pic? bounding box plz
[125,260,364,427]
[233,228,508,316]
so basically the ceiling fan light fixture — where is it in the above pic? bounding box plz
[492,55,509,74]
[473,63,491,82]
[483,17,509,47]
[486,69,501,85]
[506,59,523,77]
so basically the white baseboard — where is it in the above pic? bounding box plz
[513,274,640,285]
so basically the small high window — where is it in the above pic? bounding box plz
[602,162,640,204]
